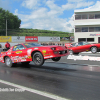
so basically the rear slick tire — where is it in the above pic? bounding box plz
[33,52,44,66]
[91,47,97,54]
[5,57,16,68]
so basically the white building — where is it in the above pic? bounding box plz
[74,9,100,43]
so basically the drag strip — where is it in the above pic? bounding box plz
[57,52,100,66]
[0,57,100,100]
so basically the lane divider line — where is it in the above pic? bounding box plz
[0,79,69,100]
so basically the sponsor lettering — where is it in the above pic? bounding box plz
[26,38,37,40]
[25,36,38,42]
[34,48,38,50]
[16,51,22,54]
[90,34,100,36]
[50,37,60,40]
[27,49,32,56]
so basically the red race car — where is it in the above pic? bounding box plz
[65,41,100,55]
[0,43,69,67]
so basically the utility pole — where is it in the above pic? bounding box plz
[6,19,7,36]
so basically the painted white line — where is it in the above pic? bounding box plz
[81,52,100,53]
[0,79,69,100]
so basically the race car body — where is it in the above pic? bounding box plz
[0,43,69,67]
[65,43,72,49]
[67,41,100,54]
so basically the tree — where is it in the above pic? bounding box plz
[0,7,21,36]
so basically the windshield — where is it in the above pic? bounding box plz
[23,43,42,48]
[71,42,90,47]
[83,42,90,45]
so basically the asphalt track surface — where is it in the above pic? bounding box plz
[0,52,100,100]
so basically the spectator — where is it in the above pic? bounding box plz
[5,41,10,50]
[62,43,64,46]
[53,43,55,45]
[55,43,58,45]
[0,44,2,48]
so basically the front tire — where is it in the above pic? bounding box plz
[91,47,97,54]
[33,52,44,66]
[52,57,61,62]
[5,57,16,68]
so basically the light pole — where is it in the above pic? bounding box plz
[6,18,7,36]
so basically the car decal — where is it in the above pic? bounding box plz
[42,50,46,53]
[44,55,53,59]
[24,43,28,45]
[42,50,46,56]
[27,49,32,56]
[34,48,38,50]
[14,46,17,48]
[43,53,51,56]
[16,51,22,54]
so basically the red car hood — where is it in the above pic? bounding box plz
[29,45,67,51]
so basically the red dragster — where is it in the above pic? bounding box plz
[65,41,100,54]
[0,43,69,67]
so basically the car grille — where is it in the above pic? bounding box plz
[59,50,67,54]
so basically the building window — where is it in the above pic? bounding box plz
[95,14,100,19]
[94,27,100,32]
[75,28,81,32]
[89,14,95,19]
[89,27,94,32]
[82,15,88,19]
[87,38,94,42]
[78,38,86,42]
[75,15,81,20]
[82,27,88,32]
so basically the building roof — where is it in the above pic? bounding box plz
[74,9,100,13]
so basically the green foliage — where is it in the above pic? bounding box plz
[0,7,21,36]
[0,7,73,37]
[7,28,74,37]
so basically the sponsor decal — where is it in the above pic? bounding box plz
[21,59,26,62]
[42,50,47,56]
[16,51,22,54]
[90,34,100,36]
[12,36,25,42]
[43,53,51,56]
[17,36,20,40]
[44,55,53,59]
[11,56,27,63]
[0,36,12,42]
[27,49,32,56]
[34,48,38,50]
[22,57,25,59]
[25,36,38,42]
[14,46,17,48]
[27,56,32,59]
[50,37,60,41]
[42,50,46,53]
[24,43,28,45]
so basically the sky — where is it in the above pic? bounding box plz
[0,0,100,32]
